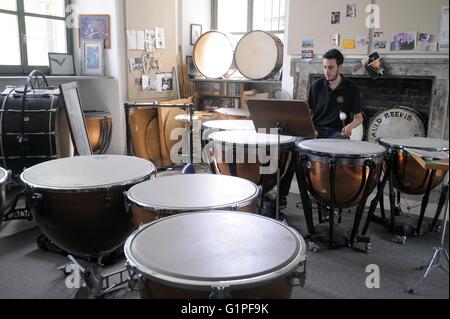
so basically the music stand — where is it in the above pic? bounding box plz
[247,99,315,220]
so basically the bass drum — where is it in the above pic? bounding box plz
[367,106,426,143]
[234,30,283,80]
[193,31,236,79]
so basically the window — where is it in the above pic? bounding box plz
[0,0,72,75]
[213,0,285,42]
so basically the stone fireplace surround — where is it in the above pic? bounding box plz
[291,58,449,140]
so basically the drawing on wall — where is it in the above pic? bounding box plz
[79,15,110,48]
[346,4,356,17]
[390,32,416,51]
[331,12,340,24]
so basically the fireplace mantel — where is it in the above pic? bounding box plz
[291,58,449,139]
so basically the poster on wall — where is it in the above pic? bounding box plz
[390,32,416,51]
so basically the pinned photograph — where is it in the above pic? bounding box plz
[374,31,384,39]
[302,39,314,48]
[373,40,387,49]
[155,27,165,49]
[331,12,340,24]
[330,33,340,46]
[157,72,173,92]
[422,42,438,51]
[390,32,416,51]
[346,4,356,17]
[356,35,369,46]
[301,50,314,62]
[417,33,432,42]
[129,58,143,73]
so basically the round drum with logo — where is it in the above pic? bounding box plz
[234,30,284,80]
[126,174,260,226]
[367,107,426,143]
[20,155,156,258]
[125,211,306,299]
[193,31,236,79]
[378,137,449,195]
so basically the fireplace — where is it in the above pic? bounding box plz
[291,58,449,140]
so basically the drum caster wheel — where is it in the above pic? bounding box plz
[396,236,406,245]
[365,243,372,254]
[309,241,319,252]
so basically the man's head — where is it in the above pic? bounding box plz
[322,49,344,82]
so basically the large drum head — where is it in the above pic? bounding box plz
[214,108,251,120]
[127,174,259,211]
[235,30,283,80]
[203,120,255,131]
[210,130,295,146]
[193,31,236,78]
[378,137,449,151]
[367,107,426,143]
[21,155,155,190]
[298,139,386,158]
[125,211,305,291]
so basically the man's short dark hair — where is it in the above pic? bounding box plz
[323,49,344,65]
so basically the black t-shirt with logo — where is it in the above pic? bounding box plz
[307,75,362,130]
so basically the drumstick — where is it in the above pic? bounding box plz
[340,112,347,131]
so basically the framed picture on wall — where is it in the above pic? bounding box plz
[190,24,202,45]
[48,52,76,75]
[79,14,111,48]
[81,39,105,76]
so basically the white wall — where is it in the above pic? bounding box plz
[71,0,127,155]
[179,0,211,58]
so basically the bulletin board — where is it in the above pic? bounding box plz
[288,0,449,57]
[288,0,371,56]
[125,0,177,101]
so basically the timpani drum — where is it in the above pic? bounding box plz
[20,155,156,258]
[234,30,284,80]
[83,111,112,154]
[193,31,236,79]
[126,174,260,227]
[125,211,306,299]
[201,119,255,147]
[367,106,426,143]
[378,137,449,195]
[298,139,386,208]
[209,130,295,193]
[214,108,251,120]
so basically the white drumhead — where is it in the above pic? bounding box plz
[210,130,295,146]
[125,211,306,288]
[20,155,155,190]
[379,137,449,151]
[367,107,425,143]
[298,139,386,157]
[127,174,259,210]
[203,120,255,131]
[215,108,250,118]
[193,31,235,78]
[174,114,199,122]
[235,31,283,80]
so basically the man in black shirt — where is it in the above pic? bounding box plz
[278,49,363,208]
[310,49,363,138]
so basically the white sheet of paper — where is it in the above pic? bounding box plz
[126,30,137,50]
[155,27,165,49]
[439,6,449,49]
[137,30,145,50]
[142,75,150,90]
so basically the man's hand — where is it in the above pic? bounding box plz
[341,126,352,138]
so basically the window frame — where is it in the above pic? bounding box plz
[0,0,73,75]
[212,0,285,38]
